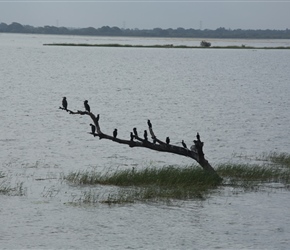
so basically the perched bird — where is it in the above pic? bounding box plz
[90,124,96,136]
[130,132,134,141]
[147,119,152,129]
[62,97,68,110]
[144,130,148,141]
[96,114,100,122]
[133,127,138,137]
[166,137,170,144]
[196,132,200,142]
[182,140,187,149]
[113,129,117,138]
[84,100,90,112]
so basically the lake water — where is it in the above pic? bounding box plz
[1,33,290,249]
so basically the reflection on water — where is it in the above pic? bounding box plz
[1,34,290,249]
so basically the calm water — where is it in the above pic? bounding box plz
[1,33,290,249]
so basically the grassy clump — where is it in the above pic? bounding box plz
[217,163,290,189]
[66,165,222,203]
[0,179,26,196]
[65,153,290,204]
[217,153,290,189]
[263,152,290,167]
[66,165,221,188]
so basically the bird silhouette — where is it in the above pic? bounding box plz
[113,129,117,138]
[144,130,148,141]
[166,137,170,144]
[147,120,152,129]
[84,100,90,112]
[62,97,68,111]
[196,132,200,142]
[96,114,100,122]
[182,140,187,148]
[133,127,138,137]
[90,124,96,136]
[130,132,134,141]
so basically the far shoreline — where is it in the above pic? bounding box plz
[43,43,290,49]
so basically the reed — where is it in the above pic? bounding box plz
[263,152,290,167]
[65,152,290,204]
[0,179,26,196]
[65,165,221,203]
[66,165,221,187]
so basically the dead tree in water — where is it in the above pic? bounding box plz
[59,100,219,176]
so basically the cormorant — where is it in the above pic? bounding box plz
[147,120,152,129]
[130,132,134,141]
[113,129,117,138]
[90,124,96,136]
[133,127,138,137]
[144,130,148,141]
[62,97,68,110]
[166,137,170,144]
[84,100,90,112]
[196,132,200,142]
[182,140,187,149]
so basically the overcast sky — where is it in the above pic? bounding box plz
[1,1,290,30]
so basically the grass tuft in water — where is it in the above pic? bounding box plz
[66,165,221,188]
[65,165,222,203]
[0,179,26,196]
[65,153,290,204]
[262,152,290,167]
[217,163,290,187]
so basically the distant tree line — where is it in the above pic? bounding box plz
[1,22,290,39]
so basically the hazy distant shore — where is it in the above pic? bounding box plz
[1,22,290,39]
[43,43,290,49]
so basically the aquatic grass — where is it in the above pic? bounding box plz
[262,152,290,167]
[65,153,290,204]
[65,165,223,203]
[66,165,221,188]
[0,179,26,196]
[72,185,207,205]
[0,180,13,195]
[217,163,290,184]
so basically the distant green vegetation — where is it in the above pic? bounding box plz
[65,152,290,204]
[43,43,290,49]
[2,22,290,39]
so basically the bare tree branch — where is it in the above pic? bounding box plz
[59,103,218,175]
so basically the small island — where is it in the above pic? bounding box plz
[43,42,290,49]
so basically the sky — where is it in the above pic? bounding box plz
[0,0,290,30]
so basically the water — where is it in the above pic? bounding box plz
[1,33,290,249]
